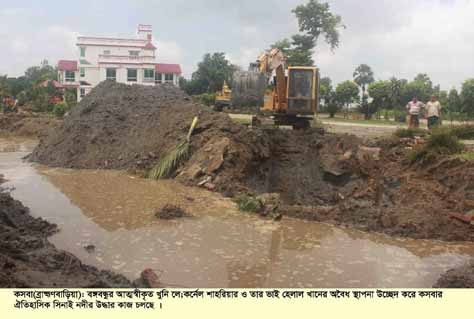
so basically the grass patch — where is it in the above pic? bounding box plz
[408,127,465,163]
[233,195,263,213]
[394,128,428,138]
[454,152,474,161]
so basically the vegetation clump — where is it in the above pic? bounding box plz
[234,195,263,213]
[394,128,427,138]
[148,117,198,180]
[408,127,464,163]
[449,125,474,140]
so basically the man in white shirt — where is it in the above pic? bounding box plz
[425,95,442,129]
[406,97,424,129]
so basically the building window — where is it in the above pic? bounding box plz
[80,47,86,57]
[80,68,85,77]
[65,71,75,82]
[164,73,174,82]
[106,68,116,81]
[103,50,111,55]
[144,69,154,82]
[129,51,139,57]
[80,88,86,98]
[127,69,137,82]
[155,73,163,83]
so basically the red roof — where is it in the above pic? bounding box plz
[38,80,64,89]
[144,42,157,50]
[155,63,181,74]
[58,60,78,71]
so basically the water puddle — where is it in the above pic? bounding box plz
[1,138,474,288]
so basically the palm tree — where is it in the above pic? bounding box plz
[353,64,375,119]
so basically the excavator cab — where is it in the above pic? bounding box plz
[286,66,320,116]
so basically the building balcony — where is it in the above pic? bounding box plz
[98,54,155,64]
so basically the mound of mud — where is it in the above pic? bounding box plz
[29,81,474,242]
[30,81,241,170]
[0,190,133,287]
[0,113,60,138]
[286,138,474,242]
[29,80,362,203]
[434,261,474,288]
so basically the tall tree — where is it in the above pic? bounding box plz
[319,76,332,105]
[353,64,374,95]
[447,88,462,113]
[270,36,314,66]
[368,80,391,110]
[388,77,406,110]
[461,79,474,116]
[184,53,236,95]
[292,0,345,50]
[335,80,359,117]
[353,64,374,119]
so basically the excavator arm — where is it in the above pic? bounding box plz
[256,49,287,110]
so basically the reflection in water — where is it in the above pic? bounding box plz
[2,138,474,288]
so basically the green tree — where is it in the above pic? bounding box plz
[292,0,345,50]
[447,88,462,113]
[326,91,341,118]
[368,80,391,110]
[270,35,314,66]
[388,77,406,110]
[183,53,236,95]
[24,61,57,85]
[335,80,359,117]
[402,73,434,103]
[319,76,332,105]
[353,64,374,119]
[461,79,474,116]
[353,64,374,95]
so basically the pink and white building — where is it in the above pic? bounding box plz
[57,24,182,101]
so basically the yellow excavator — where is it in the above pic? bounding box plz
[252,48,320,129]
[214,80,232,111]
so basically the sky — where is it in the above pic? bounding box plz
[0,0,473,90]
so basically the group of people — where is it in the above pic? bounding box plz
[2,96,18,113]
[406,95,442,129]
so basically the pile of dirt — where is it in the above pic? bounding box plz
[30,81,241,170]
[29,81,474,242]
[434,261,474,288]
[283,137,474,242]
[0,113,61,138]
[0,189,133,287]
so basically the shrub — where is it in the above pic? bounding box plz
[408,127,464,163]
[234,195,263,213]
[52,101,70,117]
[196,93,216,106]
[449,125,474,140]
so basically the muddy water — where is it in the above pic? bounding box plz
[2,138,474,288]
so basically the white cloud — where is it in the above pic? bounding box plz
[315,0,474,89]
[0,9,78,76]
[155,40,183,62]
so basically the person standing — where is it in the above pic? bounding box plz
[425,95,442,129]
[406,97,424,129]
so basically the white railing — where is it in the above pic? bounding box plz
[98,55,155,63]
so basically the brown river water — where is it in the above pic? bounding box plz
[1,138,474,288]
